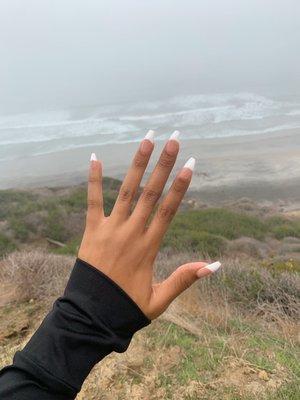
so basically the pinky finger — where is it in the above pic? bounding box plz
[87,153,104,227]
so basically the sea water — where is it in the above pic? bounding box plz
[0,92,300,164]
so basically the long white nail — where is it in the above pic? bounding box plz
[90,153,97,161]
[205,261,221,273]
[144,129,155,143]
[169,130,180,142]
[183,157,195,171]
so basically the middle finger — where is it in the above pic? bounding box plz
[130,130,180,227]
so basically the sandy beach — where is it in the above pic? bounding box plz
[1,128,300,202]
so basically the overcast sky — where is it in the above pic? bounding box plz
[0,0,299,113]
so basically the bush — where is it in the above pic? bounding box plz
[262,259,300,274]
[0,234,16,257]
[57,187,116,215]
[9,218,30,241]
[44,208,68,242]
[168,209,267,241]
[52,239,80,256]
[266,216,300,239]
[0,250,74,301]
[60,188,86,211]
[0,190,37,219]
[155,251,300,319]
[163,230,226,257]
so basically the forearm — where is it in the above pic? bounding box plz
[0,259,150,399]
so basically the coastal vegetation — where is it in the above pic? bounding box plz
[0,180,299,398]
[1,181,300,260]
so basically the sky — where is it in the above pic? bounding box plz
[0,0,299,113]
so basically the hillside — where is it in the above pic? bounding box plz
[0,250,299,399]
[1,180,300,266]
[0,181,300,399]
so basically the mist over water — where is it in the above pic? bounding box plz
[0,92,300,163]
[0,1,299,167]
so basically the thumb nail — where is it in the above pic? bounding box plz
[196,261,221,278]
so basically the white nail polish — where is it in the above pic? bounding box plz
[205,261,221,273]
[144,129,155,143]
[90,153,97,161]
[169,130,180,142]
[183,157,195,171]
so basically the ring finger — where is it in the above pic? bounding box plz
[146,157,195,250]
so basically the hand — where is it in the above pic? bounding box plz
[78,130,221,319]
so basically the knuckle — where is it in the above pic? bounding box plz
[158,154,175,169]
[134,153,148,168]
[157,204,175,221]
[88,176,99,184]
[173,176,189,193]
[88,199,101,208]
[176,271,191,292]
[119,186,134,202]
[142,188,161,204]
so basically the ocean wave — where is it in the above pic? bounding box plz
[286,109,300,116]
[0,92,299,148]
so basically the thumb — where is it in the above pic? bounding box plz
[150,261,221,319]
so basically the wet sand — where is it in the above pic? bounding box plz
[1,129,300,202]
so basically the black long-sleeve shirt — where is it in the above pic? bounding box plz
[0,258,151,399]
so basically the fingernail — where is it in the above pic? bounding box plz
[90,153,97,161]
[140,130,155,154]
[166,130,180,154]
[144,129,155,143]
[183,157,195,171]
[205,261,221,273]
[169,130,180,142]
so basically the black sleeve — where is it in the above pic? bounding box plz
[0,258,151,399]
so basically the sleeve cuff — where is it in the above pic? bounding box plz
[14,258,151,394]
[70,258,151,338]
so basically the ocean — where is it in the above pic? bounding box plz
[1,92,300,164]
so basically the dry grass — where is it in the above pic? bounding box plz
[0,250,73,302]
[1,249,299,320]
[1,250,300,399]
[155,250,300,320]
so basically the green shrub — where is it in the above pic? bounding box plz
[221,268,265,304]
[272,224,300,240]
[9,218,30,241]
[102,177,122,191]
[0,234,16,257]
[266,216,300,239]
[262,259,300,274]
[169,209,267,241]
[44,208,68,242]
[0,190,38,219]
[60,188,86,211]
[59,188,116,215]
[163,230,226,257]
[52,239,80,255]
[103,193,117,215]
[162,208,271,256]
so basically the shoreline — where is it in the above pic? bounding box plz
[1,128,300,202]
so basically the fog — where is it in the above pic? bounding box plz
[0,0,299,113]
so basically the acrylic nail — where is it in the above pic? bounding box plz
[166,130,180,154]
[90,153,97,161]
[144,129,155,143]
[169,130,180,142]
[205,261,221,273]
[183,157,195,171]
